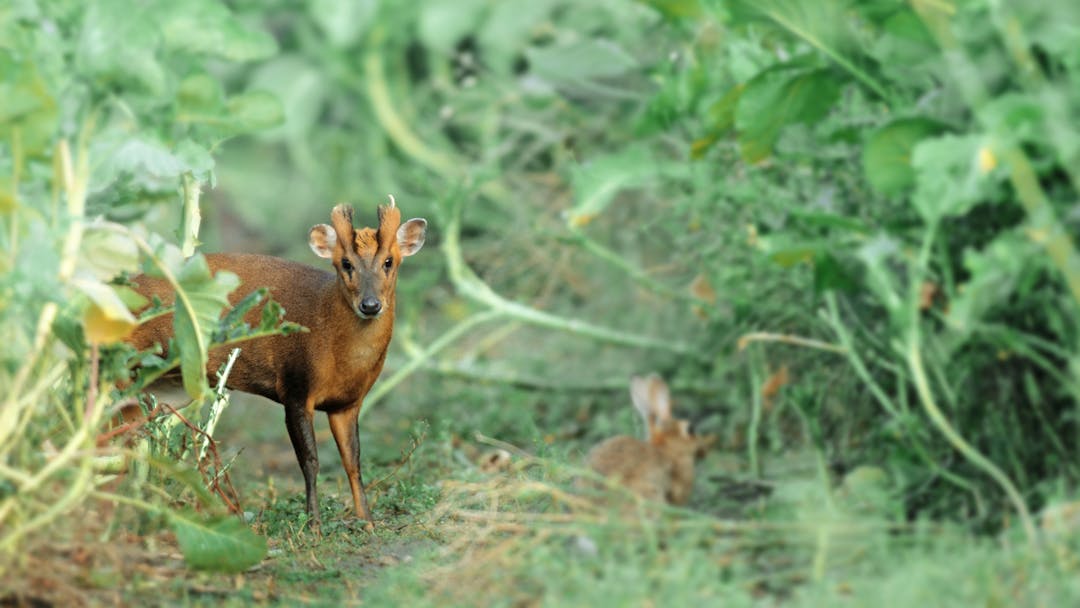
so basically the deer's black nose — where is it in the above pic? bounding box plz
[359,296,382,316]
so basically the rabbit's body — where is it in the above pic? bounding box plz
[587,436,669,503]
[587,374,712,505]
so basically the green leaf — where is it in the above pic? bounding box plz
[76,1,166,95]
[79,224,140,281]
[175,139,216,185]
[156,0,277,62]
[247,56,326,143]
[141,238,240,400]
[478,0,559,74]
[735,66,842,163]
[727,0,858,57]
[170,512,267,573]
[568,145,656,227]
[419,0,488,55]
[910,134,1000,223]
[947,233,1036,336]
[977,94,1045,145]
[172,255,239,400]
[727,0,888,99]
[309,0,377,47]
[0,52,57,153]
[177,73,226,115]
[526,39,641,99]
[224,91,284,135]
[863,117,946,196]
[177,74,284,140]
[635,0,704,21]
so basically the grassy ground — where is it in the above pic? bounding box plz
[9,375,1080,607]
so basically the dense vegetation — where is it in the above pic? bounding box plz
[3,0,1080,604]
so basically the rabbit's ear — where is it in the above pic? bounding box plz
[646,374,672,421]
[631,373,672,427]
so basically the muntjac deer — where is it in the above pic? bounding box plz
[128,198,427,532]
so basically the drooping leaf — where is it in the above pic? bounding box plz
[79,223,140,281]
[72,277,139,344]
[735,66,842,163]
[172,256,239,400]
[863,117,946,196]
[170,512,267,573]
[141,237,239,400]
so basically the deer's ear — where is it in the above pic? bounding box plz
[397,218,427,257]
[309,224,337,258]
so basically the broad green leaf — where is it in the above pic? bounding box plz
[170,512,267,573]
[526,39,641,99]
[870,7,938,86]
[247,56,325,143]
[863,117,946,196]
[735,66,842,163]
[79,223,140,281]
[142,237,240,399]
[910,134,1000,223]
[156,0,277,62]
[76,1,166,95]
[224,91,285,134]
[1012,1,1080,71]
[727,0,861,69]
[977,94,1044,145]
[692,84,744,158]
[175,140,215,185]
[419,0,488,55]
[177,74,284,139]
[172,255,239,399]
[568,145,656,227]
[90,134,187,196]
[309,0,377,47]
[177,73,226,115]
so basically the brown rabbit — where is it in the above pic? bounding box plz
[587,373,713,505]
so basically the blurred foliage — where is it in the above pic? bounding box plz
[3,0,1080,602]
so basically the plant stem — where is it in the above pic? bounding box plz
[441,195,702,357]
[362,310,506,416]
[906,225,1037,545]
[180,172,202,258]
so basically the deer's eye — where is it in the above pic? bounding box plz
[341,258,353,273]
[383,257,393,270]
